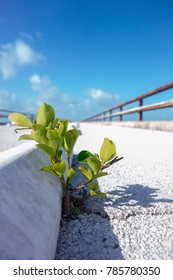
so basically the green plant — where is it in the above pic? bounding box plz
[8,103,123,216]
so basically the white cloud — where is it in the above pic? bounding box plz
[0,40,45,79]
[78,88,121,120]
[30,74,62,100]
[15,41,40,64]
[86,88,120,108]
[29,74,78,118]
[29,73,41,84]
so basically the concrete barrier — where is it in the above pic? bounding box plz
[0,140,64,259]
[98,121,173,132]
[0,126,32,152]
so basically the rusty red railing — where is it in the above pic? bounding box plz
[83,82,173,122]
[0,109,35,125]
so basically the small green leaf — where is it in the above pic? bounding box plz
[96,192,107,199]
[67,168,76,181]
[46,129,63,150]
[100,138,116,163]
[47,129,62,140]
[89,182,99,192]
[19,134,33,141]
[61,119,69,136]
[63,128,80,156]
[53,121,65,136]
[89,189,107,198]
[31,124,48,144]
[78,165,92,181]
[50,138,63,152]
[36,144,56,158]
[40,165,55,176]
[87,157,101,174]
[53,160,66,175]
[89,189,97,196]
[92,171,108,180]
[53,118,61,128]
[47,122,53,129]
[40,165,53,172]
[8,112,32,128]
[36,103,55,127]
[94,153,100,159]
[77,150,95,163]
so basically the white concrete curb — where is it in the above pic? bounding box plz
[0,141,64,259]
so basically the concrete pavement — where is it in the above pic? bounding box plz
[56,122,173,259]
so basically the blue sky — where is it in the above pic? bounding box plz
[0,0,173,121]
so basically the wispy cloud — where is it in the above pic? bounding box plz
[19,31,44,42]
[29,73,78,118]
[83,88,120,119]
[0,76,121,121]
[29,74,72,103]
[28,80,120,119]
[0,40,45,79]
[19,32,34,42]
[86,88,120,108]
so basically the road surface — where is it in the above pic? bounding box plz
[56,122,173,260]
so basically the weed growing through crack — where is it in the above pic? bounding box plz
[8,103,123,216]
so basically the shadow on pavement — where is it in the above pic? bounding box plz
[107,184,173,207]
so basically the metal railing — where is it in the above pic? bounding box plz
[83,82,173,122]
[0,109,35,125]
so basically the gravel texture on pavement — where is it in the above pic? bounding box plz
[55,123,173,260]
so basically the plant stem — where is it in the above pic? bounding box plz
[67,156,71,171]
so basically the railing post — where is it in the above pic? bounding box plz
[138,99,143,121]
[103,112,106,121]
[119,106,123,121]
[109,110,112,121]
